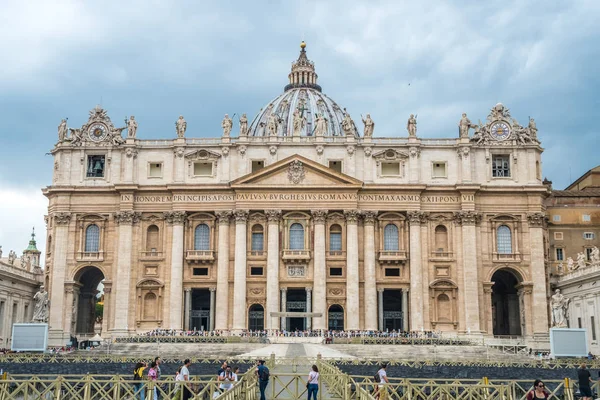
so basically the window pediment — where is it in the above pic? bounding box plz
[137,278,164,288]
[372,149,409,161]
[430,279,457,289]
[489,214,519,222]
[184,149,221,161]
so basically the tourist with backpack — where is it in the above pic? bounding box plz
[133,362,147,400]
[256,359,270,400]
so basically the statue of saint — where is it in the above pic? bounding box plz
[8,250,15,265]
[362,114,374,137]
[127,116,138,138]
[566,256,575,271]
[406,114,417,137]
[528,117,538,139]
[239,114,248,136]
[591,246,600,265]
[292,109,306,136]
[0,246,2,258]
[221,114,233,137]
[267,113,279,136]
[458,113,472,138]
[313,114,328,136]
[175,115,187,138]
[550,289,570,328]
[32,286,49,323]
[576,252,587,269]
[341,109,355,136]
[57,119,68,142]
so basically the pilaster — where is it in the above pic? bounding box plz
[408,211,425,330]
[165,211,186,330]
[48,212,71,346]
[265,210,282,330]
[311,209,327,330]
[232,210,249,331]
[527,212,550,335]
[344,209,360,330]
[362,211,378,331]
[215,210,232,330]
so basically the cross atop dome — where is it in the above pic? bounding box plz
[285,41,322,92]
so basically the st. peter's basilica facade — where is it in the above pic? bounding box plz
[44,42,549,345]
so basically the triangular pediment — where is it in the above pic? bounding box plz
[231,155,363,188]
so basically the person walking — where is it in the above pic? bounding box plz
[181,359,192,400]
[374,363,390,400]
[147,361,159,400]
[174,366,184,400]
[256,360,270,400]
[133,362,147,400]
[307,364,319,400]
[154,357,163,399]
[526,380,549,400]
[578,363,593,400]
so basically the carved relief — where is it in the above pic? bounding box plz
[344,209,360,224]
[234,210,249,223]
[287,266,305,277]
[453,211,481,226]
[174,147,185,158]
[456,147,470,158]
[54,212,72,225]
[311,210,328,224]
[328,287,344,296]
[115,211,142,225]
[265,209,282,223]
[248,287,264,296]
[409,147,421,158]
[163,211,186,224]
[238,145,247,156]
[287,160,306,184]
[527,212,547,227]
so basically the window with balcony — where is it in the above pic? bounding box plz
[251,224,264,251]
[85,224,100,252]
[194,224,210,250]
[497,225,512,254]
[289,223,305,250]
[329,224,342,252]
[146,225,159,253]
[383,224,399,251]
[492,155,510,177]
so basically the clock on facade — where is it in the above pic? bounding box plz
[88,123,108,142]
[490,122,510,141]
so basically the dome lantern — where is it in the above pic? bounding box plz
[285,42,321,92]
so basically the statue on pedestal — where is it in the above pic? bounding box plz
[8,250,16,265]
[32,286,49,323]
[576,252,587,269]
[566,257,575,271]
[175,115,187,138]
[292,109,306,136]
[407,114,417,137]
[590,246,599,265]
[314,114,328,136]
[458,113,472,138]
[57,119,68,142]
[341,109,356,137]
[550,289,570,328]
[127,116,138,138]
[239,114,248,136]
[361,114,374,137]
[528,117,538,140]
[222,114,233,137]
[267,113,280,136]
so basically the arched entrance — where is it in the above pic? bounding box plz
[491,269,522,336]
[73,266,105,335]
[248,304,264,331]
[328,305,344,330]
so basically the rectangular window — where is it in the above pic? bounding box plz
[582,214,591,222]
[329,268,343,276]
[251,160,265,173]
[578,317,582,329]
[556,248,564,261]
[492,155,510,177]
[584,232,595,240]
[193,162,213,176]
[193,268,208,276]
[250,267,264,276]
[385,268,400,277]
[592,316,597,341]
[554,232,563,240]
[328,160,342,173]
[148,162,162,178]
[553,215,561,222]
[381,162,400,176]
[86,155,105,178]
[432,162,447,178]
[586,248,593,261]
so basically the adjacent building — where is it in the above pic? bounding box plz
[44,42,550,346]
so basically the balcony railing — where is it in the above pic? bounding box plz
[139,251,164,260]
[186,250,215,263]
[378,250,408,264]
[76,251,104,261]
[326,250,346,259]
[282,249,311,262]
[492,252,522,262]
[430,251,454,259]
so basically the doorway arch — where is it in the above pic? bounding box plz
[328,305,344,330]
[248,304,264,331]
[73,266,105,335]
[491,269,522,336]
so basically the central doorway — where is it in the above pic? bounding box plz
[328,305,344,330]
[190,289,211,331]
[74,266,105,335]
[285,288,307,331]
[491,269,522,336]
[383,289,403,331]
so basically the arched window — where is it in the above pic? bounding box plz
[143,292,157,320]
[85,224,100,252]
[329,224,342,252]
[289,223,305,250]
[146,225,159,252]
[383,224,399,251]
[248,304,264,331]
[434,225,448,252]
[497,225,512,254]
[251,224,264,251]
[194,224,210,250]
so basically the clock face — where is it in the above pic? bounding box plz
[88,123,108,142]
[490,122,510,141]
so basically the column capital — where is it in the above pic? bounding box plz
[305,287,313,293]
[311,210,328,224]
[377,288,384,293]
[362,210,378,225]
[115,210,142,225]
[527,212,547,227]
[234,210,249,224]
[344,209,360,224]
[216,210,233,225]
[184,287,191,293]
[53,212,72,225]
[453,210,481,226]
[280,287,287,293]
[164,211,186,225]
[209,287,217,292]
[265,209,282,223]
[407,211,427,225]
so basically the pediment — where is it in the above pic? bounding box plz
[185,149,221,160]
[231,155,363,188]
[372,149,409,161]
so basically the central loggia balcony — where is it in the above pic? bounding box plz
[378,250,408,264]
[282,249,311,262]
[492,252,522,262]
[76,251,104,262]
[326,250,346,260]
[139,251,164,261]
[185,250,215,263]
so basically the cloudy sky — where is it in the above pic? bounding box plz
[0,0,599,261]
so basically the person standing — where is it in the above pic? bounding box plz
[154,357,162,399]
[147,362,159,400]
[219,365,235,391]
[181,359,192,400]
[307,364,319,400]
[133,362,147,400]
[578,363,593,400]
[526,380,549,400]
[256,360,270,400]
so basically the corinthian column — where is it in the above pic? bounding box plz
[311,210,328,331]
[113,210,141,335]
[363,211,378,331]
[215,211,232,330]
[454,211,481,332]
[306,287,313,330]
[265,210,282,330]
[408,211,424,330]
[165,211,186,330]
[48,213,71,346]
[527,213,550,335]
[345,210,360,330]
[232,210,249,331]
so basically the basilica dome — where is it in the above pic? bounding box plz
[248,42,356,137]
